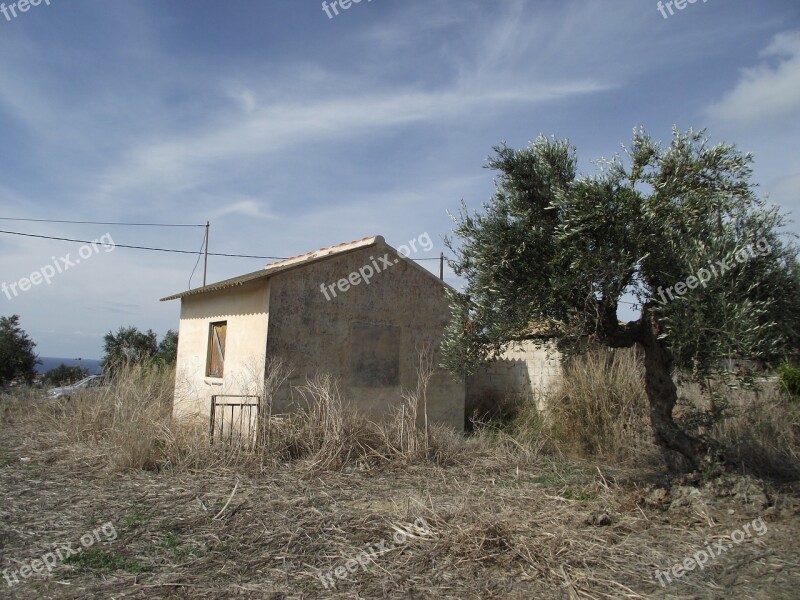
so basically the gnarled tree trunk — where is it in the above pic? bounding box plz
[638,313,709,471]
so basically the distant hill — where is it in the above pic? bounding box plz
[36,357,103,375]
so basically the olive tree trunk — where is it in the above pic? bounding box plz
[638,315,710,471]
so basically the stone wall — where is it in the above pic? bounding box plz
[466,341,560,423]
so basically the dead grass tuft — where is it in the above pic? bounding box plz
[543,347,657,463]
[30,362,174,470]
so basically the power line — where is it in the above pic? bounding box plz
[188,231,207,289]
[0,229,286,259]
[0,217,205,227]
[0,229,452,263]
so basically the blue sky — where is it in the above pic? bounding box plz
[1,0,798,359]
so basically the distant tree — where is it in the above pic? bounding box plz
[0,315,39,386]
[156,330,179,365]
[444,128,800,471]
[102,326,158,373]
[43,364,89,387]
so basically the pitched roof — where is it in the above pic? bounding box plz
[263,235,380,271]
[160,236,382,301]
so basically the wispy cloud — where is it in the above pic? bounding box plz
[209,199,276,221]
[90,78,610,202]
[707,31,800,126]
[1,0,797,358]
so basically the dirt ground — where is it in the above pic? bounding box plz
[1,417,799,599]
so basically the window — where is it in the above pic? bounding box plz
[206,321,227,378]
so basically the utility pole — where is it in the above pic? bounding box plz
[203,221,210,286]
[440,252,444,280]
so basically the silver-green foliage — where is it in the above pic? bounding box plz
[444,127,800,381]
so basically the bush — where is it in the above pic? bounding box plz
[0,315,38,386]
[43,364,89,387]
[778,362,800,398]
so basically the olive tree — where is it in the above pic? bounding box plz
[102,327,179,375]
[443,127,800,470]
[0,315,39,386]
[155,329,179,365]
[102,326,158,374]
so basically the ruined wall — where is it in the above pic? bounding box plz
[466,341,560,422]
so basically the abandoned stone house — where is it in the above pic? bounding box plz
[160,236,466,437]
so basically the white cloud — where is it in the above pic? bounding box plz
[209,199,276,221]
[707,31,800,125]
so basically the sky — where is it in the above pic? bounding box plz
[1,0,798,359]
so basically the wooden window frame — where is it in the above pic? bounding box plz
[206,321,227,378]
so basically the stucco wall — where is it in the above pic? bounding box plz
[265,240,464,429]
[466,341,560,421]
[173,278,270,421]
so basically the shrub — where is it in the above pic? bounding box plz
[778,362,800,398]
[43,364,89,387]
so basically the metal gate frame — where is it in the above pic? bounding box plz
[210,395,261,446]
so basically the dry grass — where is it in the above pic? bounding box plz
[715,395,800,479]
[3,363,800,598]
[2,420,799,599]
[29,361,174,470]
[677,380,800,479]
[24,362,471,476]
[512,348,800,480]
[22,350,797,481]
[261,374,387,469]
[542,347,657,464]
[247,372,470,471]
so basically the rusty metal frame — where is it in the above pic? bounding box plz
[210,395,260,446]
